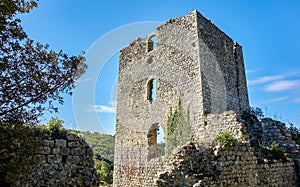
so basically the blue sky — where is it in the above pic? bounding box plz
[20,0,300,134]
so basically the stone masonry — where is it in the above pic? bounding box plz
[156,142,298,187]
[11,132,99,187]
[114,10,249,186]
[114,10,299,186]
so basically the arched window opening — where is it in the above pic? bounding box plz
[147,123,165,159]
[148,35,157,52]
[156,124,166,157]
[147,79,156,102]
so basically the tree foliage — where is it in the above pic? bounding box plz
[79,131,115,162]
[94,159,113,184]
[0,0,86,124]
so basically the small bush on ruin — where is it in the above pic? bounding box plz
[264,142,288,162]
[215,131,237,148]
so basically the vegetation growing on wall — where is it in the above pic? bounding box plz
[166,99,193,156]
[215,131,237,148]
[262,142,288,162]
[94,156,113,184]
[79,131,115,162]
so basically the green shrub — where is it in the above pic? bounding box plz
[265,142,288,162]
[94,159,113,184]
[29,117,66,139]
[46,117,63,132]
[239,134,247,141]
[215,131,237,147]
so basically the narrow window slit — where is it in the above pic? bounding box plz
[148,35,157,52]
[147,79,156,102]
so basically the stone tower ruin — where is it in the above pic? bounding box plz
[114,10,250,186]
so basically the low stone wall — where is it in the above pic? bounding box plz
[12,132,100,187]
[196,111,246,145]
[156,142,298,187]
[113,144,167,187]
[247,116,300,178]
[260,118,300,157]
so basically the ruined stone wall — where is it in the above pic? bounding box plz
[247,117,300,178]
[12,132,99,187]
[210,143,297,186]
[114,11,204,186]
[260,118,300,155]
[114,10,250,186]
[156,142,298,187]
[196,111,246,145]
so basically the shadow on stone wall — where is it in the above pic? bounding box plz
[0,123,100,187]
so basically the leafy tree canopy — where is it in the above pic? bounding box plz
[0,0,86,124]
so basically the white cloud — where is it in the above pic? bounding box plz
[262,96,289,103]
[294,98,300,103]
[87,102,116,113]
[248,75,284,86]
[247,70,300,86]
[264,80,300,92]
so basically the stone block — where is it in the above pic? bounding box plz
[61,147,70,155]
[55,139,66,148]
[48,154,62,164]
[66,133,77,141]
[68,141,80,147]
[67,156,80,164]
[71,147,84,155]
[44,140,54,147]
[39,146,51,154]
[52,147,60,154]
[36,155,47,163]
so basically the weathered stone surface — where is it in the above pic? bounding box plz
[114,10,250,186]
[11,132,100,187]
[44,139,54,147]
[68,140,80,147]
[66,133,77,141]
[67,155,80,164]
[52,147,60,154]
[71,147,84,155]
[61,147,70,155]
[156,142,298,187]
[48,154,62,164]
[55,139,66,148]
[38,146,51,154]
[113,10,300,187]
